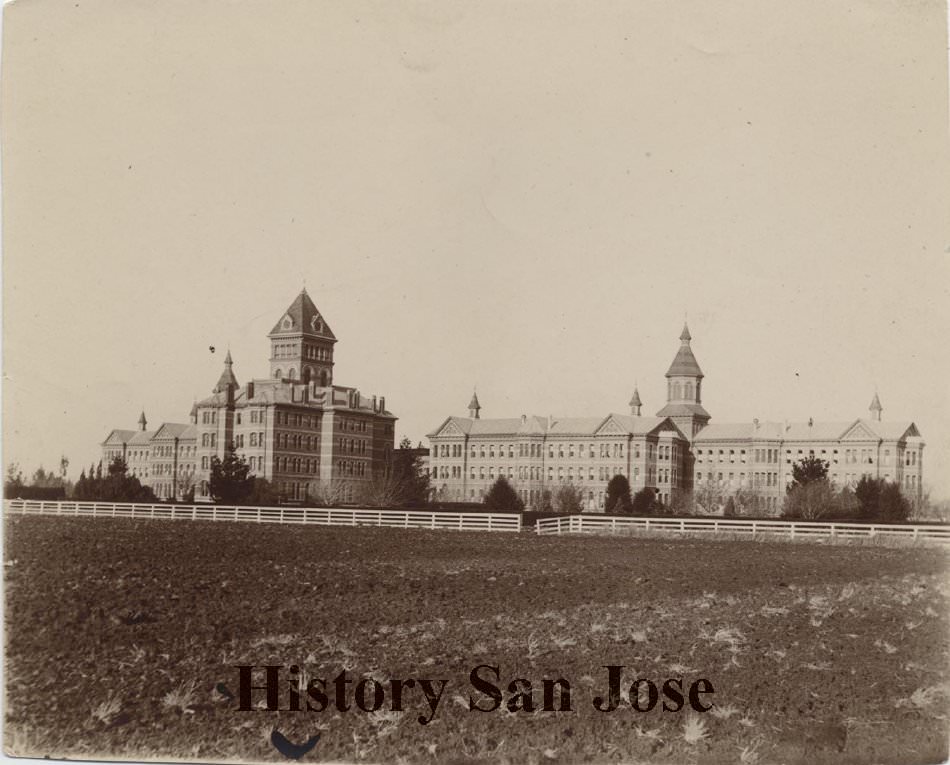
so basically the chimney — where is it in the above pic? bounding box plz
[753,417,759,429]
[808,417,814,427]
[372,394,378,412]
[379,396,386,413]
[521,414,527,424]
[246,381,255,400]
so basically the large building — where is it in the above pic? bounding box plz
[427,325,924,513]
[101,290,397,502]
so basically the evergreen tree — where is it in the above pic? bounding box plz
[391,439,431,507]
[605,474,633,514]
[788,456,830,493]
[855,476,884,520]
[483,477,524,512]
[209,444,253,504]
[631,487,656,515]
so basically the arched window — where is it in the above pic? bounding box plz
[320,370,328,386]
[274,369,282,379]
[303,367,312,384]
[673,382,682,400]
[685,382,694,400]
[288,367,296,380]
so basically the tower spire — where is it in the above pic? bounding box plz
[468,389,481,419]
[138,410,147,431]
[629,384,642,416]
[869,391,883,421]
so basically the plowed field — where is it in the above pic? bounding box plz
[4,515,948,764]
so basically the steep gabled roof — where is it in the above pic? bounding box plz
[102,429,136,446]
[128,430,155,446]
[269,288,337,341]
[152,422,194,440]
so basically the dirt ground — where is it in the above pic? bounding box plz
[4,515,948,764]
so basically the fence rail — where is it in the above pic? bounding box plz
[3,500,522,533]
[534,514,950,543]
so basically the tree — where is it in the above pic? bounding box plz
[553,483,584,514]
[693,482,723,515]
[878,482,911,522]
[852,476,911,522]
[605,474,633,514]
[245,477,279,506]
[537,489,554,513]
[309,479,350,506]
[391,442,430,507]
[176,470,196,503]
[855,476,883,520]
[631,487,656,515]
[788,456,830,493]
[72,456,155,502]
[360,475,409,507]
[723,496,737,517]
[209,445,253,504]
[782,479,835,520]
[483,477,524,512]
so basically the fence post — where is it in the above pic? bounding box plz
[679,519,685,533]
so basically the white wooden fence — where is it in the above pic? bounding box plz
[3,500,522,533]
[534,514,950,543]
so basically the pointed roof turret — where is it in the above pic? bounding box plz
[468,390,481,419]
[665,323,703,378]
[213,351,239,393]
[629,385,642,416]
[869,392,883,421]
[138,410,147,431]
[269,288,337,341]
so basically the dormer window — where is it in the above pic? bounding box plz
[281,315,293,331]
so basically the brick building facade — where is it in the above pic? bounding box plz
[428,324,924,513]
[101,289,396,502]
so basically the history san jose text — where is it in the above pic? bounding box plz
[236,664,716,725]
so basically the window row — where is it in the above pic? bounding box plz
[336,460,367,477]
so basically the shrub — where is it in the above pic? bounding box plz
[483,477,524,512]
[553,483,584,514]
[631,487,657,515]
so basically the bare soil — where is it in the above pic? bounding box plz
[4,515,948,764]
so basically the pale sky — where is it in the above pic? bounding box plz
[3,0,949,497]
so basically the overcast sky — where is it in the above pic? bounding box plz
[3,0,949,497]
